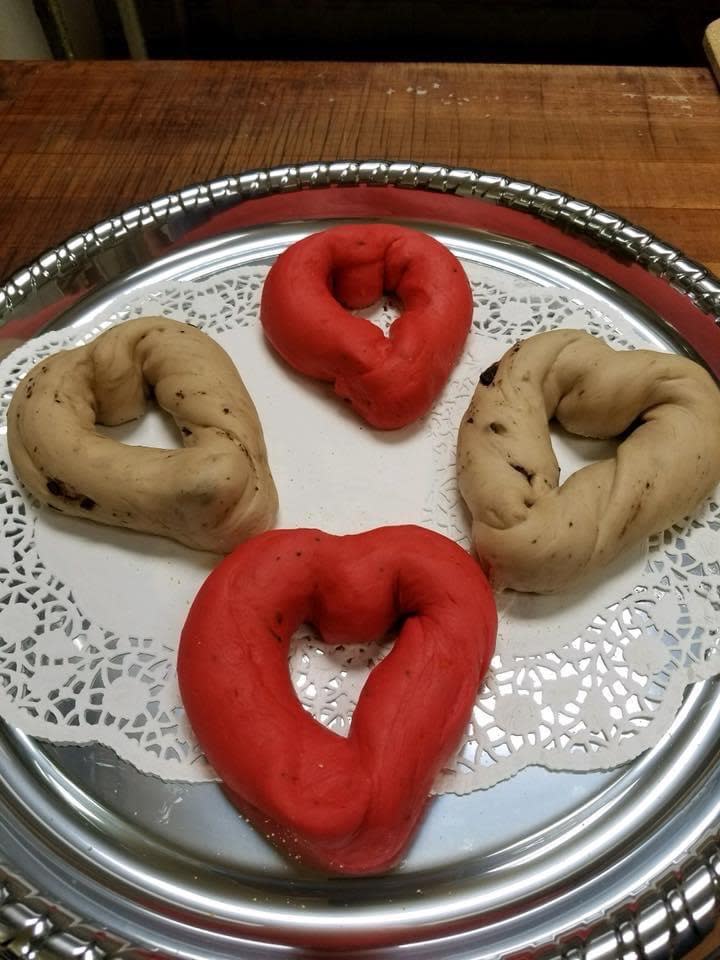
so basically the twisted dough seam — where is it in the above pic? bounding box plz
[457,329,720,593]
[7,317,278,552]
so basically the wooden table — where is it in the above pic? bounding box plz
[0,60,719,284]
[1,59,720,957]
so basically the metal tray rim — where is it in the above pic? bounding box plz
[2,159,720,323]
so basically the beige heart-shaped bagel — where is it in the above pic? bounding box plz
[7,317,278,553]
[457,329,720,594]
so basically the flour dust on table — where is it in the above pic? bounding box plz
[0,262,718,795]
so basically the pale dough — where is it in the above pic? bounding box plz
[7,317,278,552]
[457,329,720,593]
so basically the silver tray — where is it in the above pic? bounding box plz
[1,161,720,960]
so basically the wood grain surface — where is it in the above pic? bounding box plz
[0,60,719,284]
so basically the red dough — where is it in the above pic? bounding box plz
[260,225,473,429]
[178,525,496,875]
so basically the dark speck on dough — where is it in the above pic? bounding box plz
[466,416,474,424]
[45,478,82,503]
[223,407,230,414]
[79,497,95,510]
[54,392,61,404]
[569,521,574,527]
[479,362,499,386]
[511,463,535,483]
[181,427,192,436]
[176,390,185,400]
[489,422,506,434]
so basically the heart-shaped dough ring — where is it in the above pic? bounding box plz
[7,317,278,552]
[458,329,720,594]
[260,224,473,429]
[178,525,497,875]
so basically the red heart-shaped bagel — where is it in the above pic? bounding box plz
[178,525,496,875]
[260,225,474,429]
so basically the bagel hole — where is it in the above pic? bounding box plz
[549,421,621,483]
[288,622,397,738]
[95,404,181,448]
[350,293,402,338]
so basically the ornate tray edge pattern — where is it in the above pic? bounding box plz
[2,159,720,321]
[2,836,720,959]
[1,159,720,959]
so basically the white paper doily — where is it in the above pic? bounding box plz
[1,260,719,796]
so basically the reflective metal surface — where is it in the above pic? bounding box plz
[1,161,720,959]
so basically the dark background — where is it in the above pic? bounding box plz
[36,0,720,66]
